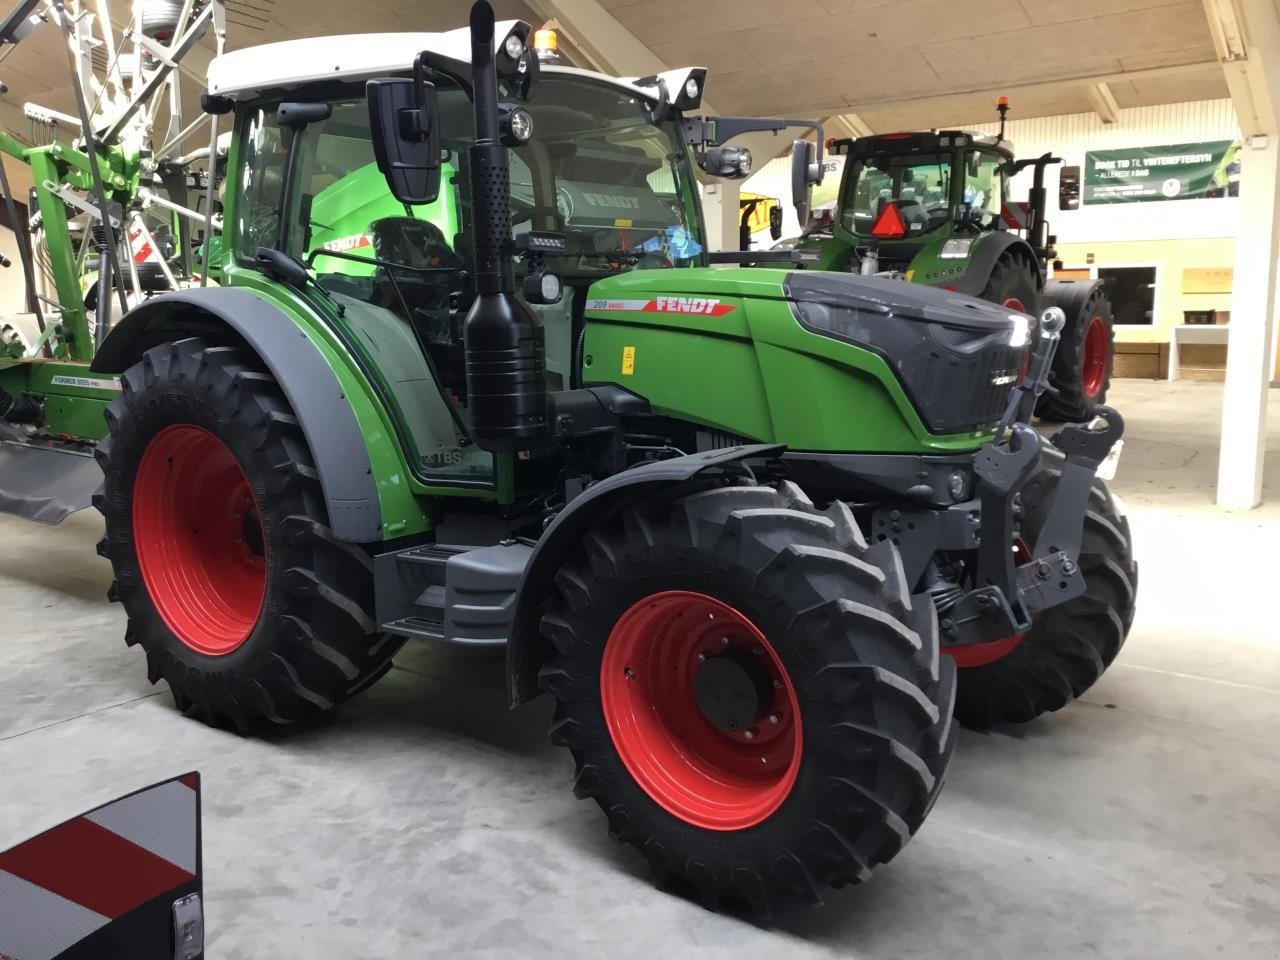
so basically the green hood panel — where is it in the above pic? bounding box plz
[582,269,992,454]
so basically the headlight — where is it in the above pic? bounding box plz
[698,146,752,179]
[504,34,525,60]
[499,103,534,146]
[684,77,700,100]
[1008,314,1030,349]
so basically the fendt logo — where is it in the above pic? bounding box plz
[581,192,642,209]
[653,296,727,315]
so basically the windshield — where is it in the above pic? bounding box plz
[507,75,706,273]
[843,156,953,237]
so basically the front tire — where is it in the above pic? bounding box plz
[96,338,401,730]
[539,479,956,917]
[946,451,1138,728]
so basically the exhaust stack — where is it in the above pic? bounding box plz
[462,1,548,453]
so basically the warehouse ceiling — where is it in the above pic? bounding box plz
[0,0,1233,149]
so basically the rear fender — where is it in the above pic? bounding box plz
[506,444,784,707]
[953,233,1043,297]
[93,288,383,542]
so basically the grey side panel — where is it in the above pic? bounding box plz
[506,443,785,706]
[0,441,100,524]
[954,233,1042,297]
[92,288,381,542]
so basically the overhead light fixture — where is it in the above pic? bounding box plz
[0,0,45,45]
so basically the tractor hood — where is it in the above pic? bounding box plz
[784,272,1029,433]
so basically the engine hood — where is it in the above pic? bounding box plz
[783,272,1029,434]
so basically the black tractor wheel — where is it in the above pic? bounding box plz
[1037,286,1115,422]
[96,338,402,730]
[979,252,1040,318]
[538,479,957,917]
[944,450,1137,728]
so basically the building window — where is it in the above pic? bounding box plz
[1097,266,1157,326]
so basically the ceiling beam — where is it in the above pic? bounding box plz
[1204,0,1280,136]
[825,113,874,139]
[845,60,1219,116]
[1087,82,1121,124]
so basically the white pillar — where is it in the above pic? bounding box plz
[700,181,741,256]
[1216,134,1279,508]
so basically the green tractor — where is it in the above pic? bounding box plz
[798,109,1115,422]
[0,4,1137,916]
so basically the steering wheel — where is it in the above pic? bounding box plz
[512,203,565,230]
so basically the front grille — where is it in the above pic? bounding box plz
[785,272,1027,434]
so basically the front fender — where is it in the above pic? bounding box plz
[506,443,784,707]
[93,288,382,542]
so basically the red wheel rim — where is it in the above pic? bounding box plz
[132,425,267,656]
[1082,315,1108,398]
[599,591,802,831]
[1002,297,1026,313]
[943,539,1031,668]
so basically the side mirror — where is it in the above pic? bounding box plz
[769,205,783,241]
[791,139,815,226]
[1059,165,1081,211]
[367,75,442,205]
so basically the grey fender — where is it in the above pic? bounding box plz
[506,443,785,707]
[92,288,382,542]
[954,232,1043,298]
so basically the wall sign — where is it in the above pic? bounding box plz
[1083,140,1241,204]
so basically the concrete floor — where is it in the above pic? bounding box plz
[2,379,1278,959]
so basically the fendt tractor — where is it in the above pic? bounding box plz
[0,3,1137,916]
[796,102,1116,422]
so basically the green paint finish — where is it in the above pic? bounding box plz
[582,270,992,454]
[220,267,433,537]
[793,234,851,273]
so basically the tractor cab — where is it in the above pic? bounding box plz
[831,131,1014,274]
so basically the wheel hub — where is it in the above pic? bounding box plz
[132,425,267,656]
[599,590,802,831]
[693,647,776,736]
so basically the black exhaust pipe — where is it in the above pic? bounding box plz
[463,1,548,453]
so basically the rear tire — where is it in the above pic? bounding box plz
[1037,286,1115,422]
[539,479,956,917]
[948,450,1137,728]
[96,338,401,730]
[979,252,1040,317]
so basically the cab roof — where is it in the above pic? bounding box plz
[205,24,706,111]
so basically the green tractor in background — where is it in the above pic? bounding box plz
[0,4,1138,916]
[798,106,1115,422]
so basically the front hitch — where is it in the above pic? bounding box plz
[946,308,1126,647]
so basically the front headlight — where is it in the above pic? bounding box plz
[1008,313,1030,349]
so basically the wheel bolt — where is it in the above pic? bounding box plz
[696,652,707,663]
[720,636,730,647]
[623,667,634,680]
[768,713,779,725]
[773,679,783,689]
[753,645,763,656]
[743,728,757,740]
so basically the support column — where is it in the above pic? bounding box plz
[700,180,741,257]
[1217,135,1279,507]
[1210,0,1280,506]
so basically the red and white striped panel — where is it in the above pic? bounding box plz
[1001,202,1031,231]
[0,774,200,960]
